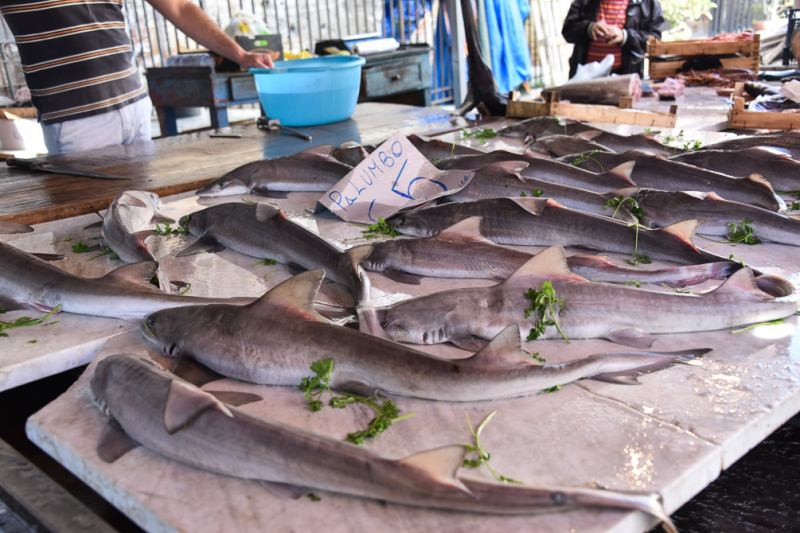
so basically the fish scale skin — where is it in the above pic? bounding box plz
[671,148,800,192]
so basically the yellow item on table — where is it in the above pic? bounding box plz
[323,47,351,56]
[284,50,314,60]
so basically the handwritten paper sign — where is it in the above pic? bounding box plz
[319,132,474,223]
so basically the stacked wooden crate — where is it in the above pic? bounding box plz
[647,35,760,79]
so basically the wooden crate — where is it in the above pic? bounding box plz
[507,91,678,127]
[728,82,800,130]
[647,34,760,79]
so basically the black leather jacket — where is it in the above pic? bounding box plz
[562,0,664,77]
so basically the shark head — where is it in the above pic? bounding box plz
[141,309,196,358]
[196,174,249,197]
[389,212,439,238]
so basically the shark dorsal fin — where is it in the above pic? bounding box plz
[470,324,538,366]
[434,216,493,244]
[163,380,232,434]
[745,173,776,193]
[575,130,603,141]
[399,445,471,494]
[102,261,160,287]
[505,245,586,284]
[255,203,281,222]
[481,161,529,178]
[248,270,329,323]
[639,130,661,139]
[297,144,336,159]
[606,161,636,185]
[710,268,773,300]
[658,219,700,250]
[678,191,708,200]
[509,197,549,216]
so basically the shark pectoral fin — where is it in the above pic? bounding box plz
[0,221,34,234]
[97,420,139,463]
[590,374,641,385]
[450,335,489,351]
[257,190,289,199]
[399,445,472,495]
[468,324,537,366]
[171,356,226,388]
[150,215,176,224]
[82,220,103,230]
[383,268,423,285]
[299,144,336,159]
[0,296,30,312]
[504,245,587,284]
[102,261,160,287]
[176,236,225,257]
[259,481,312,500]
[163,380,232,434]
[605,161,637,185]
[249,269,329,323]
[207,390,263,407]
[31,252,65,261]
[133,230,154,244]
[605,328,655,349]
[435,216,494,244]
[117,192,148,208]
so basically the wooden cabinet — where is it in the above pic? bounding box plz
[358,45,432,106]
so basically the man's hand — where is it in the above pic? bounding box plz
[591,20,610,41]
[238,52,275,69]
[606,25,624,45]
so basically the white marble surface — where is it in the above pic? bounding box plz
[22,171,800,533]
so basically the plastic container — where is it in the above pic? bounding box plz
[251,56,366,126]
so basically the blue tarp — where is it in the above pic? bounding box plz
[485,0,532,93]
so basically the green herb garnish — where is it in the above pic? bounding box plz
[683,139,702,150]
[542,384,562,393]
[523,281,569,343]
[71,240,93,253]
[51,237,73,245]
[362,217,399,239]
[519,189,542,198]
[461,411,523,484]
[728,254,746,268]
[784,201,800,212]
[660,284,692,294]
[528,352,546,363]
[461,128,498,145]
[154,222,188,236]
[87,247,120,261]
[179,283,192,295]
[252,259,277,265]
[307,494,321,502]
[263,270,278,281]
[569,150,604,172]
[604,195,644,221]
[731,319,785,334]
[727,218,761,245]
[27,340,36,344]
[626,280,641,288]
[299,359,415,444]
[0,304,61,338]
[625,222,652,266]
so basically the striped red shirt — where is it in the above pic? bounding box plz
[586,0,630,70]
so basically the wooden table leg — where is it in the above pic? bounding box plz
[210,107,230,129]
[157,106,179,137]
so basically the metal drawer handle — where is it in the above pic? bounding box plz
[391,74,402,82]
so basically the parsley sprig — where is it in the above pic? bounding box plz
[461,128,498,145]
[71,240,93,253]
[299,359,415,445]
[625,222,652,266]
[461,411,523,484]
[727,219,761,245]
[362,217,399,239]
[604,195,644,221]
[520,189,543,198]
[154,222,188,235]
[0,304,61,337]
[523,281,569,343]
[569,150,604,172]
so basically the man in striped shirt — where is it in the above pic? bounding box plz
[562,0,664,78]
[0,0,275,154]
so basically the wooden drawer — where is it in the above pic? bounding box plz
[361,60,426,98]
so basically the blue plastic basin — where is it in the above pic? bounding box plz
[251,56,366,127]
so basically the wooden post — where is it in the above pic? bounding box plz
[447,0,468,109]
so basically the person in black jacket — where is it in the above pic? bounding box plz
[562,0,664,78]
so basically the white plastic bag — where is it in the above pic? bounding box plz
[567,54,615,84]
[224,12,269,37]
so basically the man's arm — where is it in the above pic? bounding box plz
[146,0,274,68]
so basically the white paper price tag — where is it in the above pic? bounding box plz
[319,132,474,223]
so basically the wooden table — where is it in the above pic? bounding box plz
[0,103,470,226]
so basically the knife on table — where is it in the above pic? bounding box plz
[6,157,131,180]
